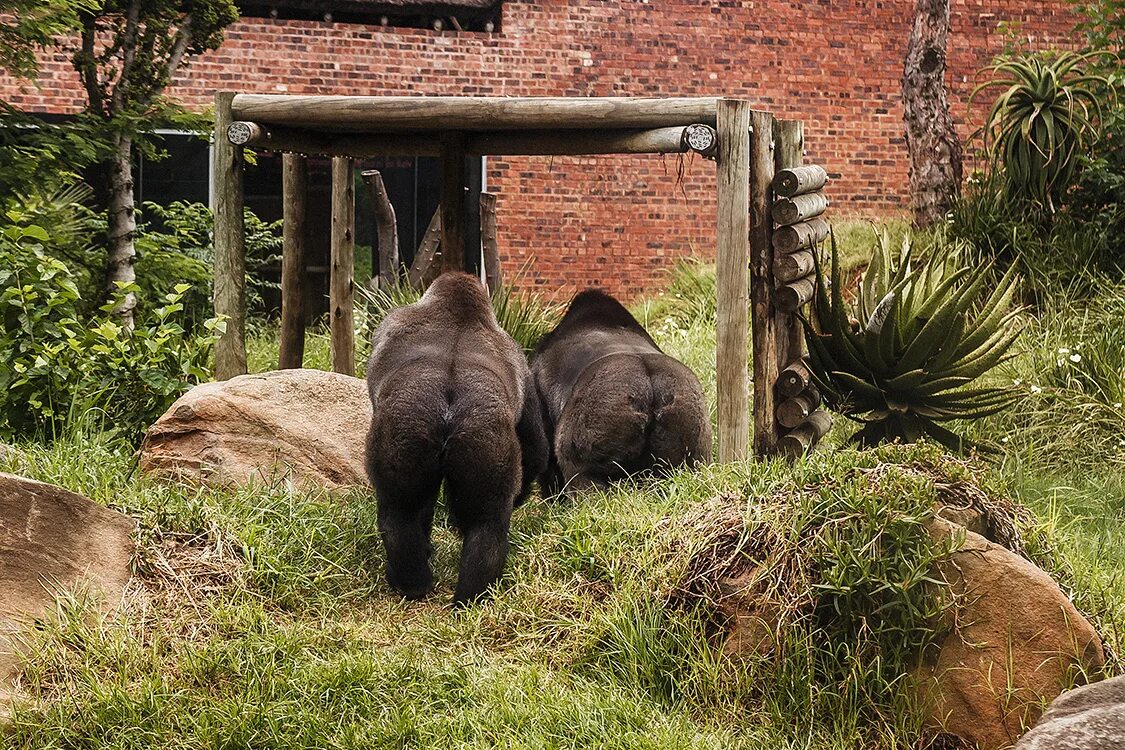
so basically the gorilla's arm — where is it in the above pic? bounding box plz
[514,372,549,507]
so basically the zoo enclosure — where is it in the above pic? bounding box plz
[212,94,832,460]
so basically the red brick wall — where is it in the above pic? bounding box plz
[0,1,1080,300]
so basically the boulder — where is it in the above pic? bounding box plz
[0,473,135,701]
[1015,675,1125,750]
[919,519,1106,750]
[140,369,372,491]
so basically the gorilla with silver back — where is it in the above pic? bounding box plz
[532,289,711,495]
[364,273,548,605]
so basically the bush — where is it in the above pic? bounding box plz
[0,223,222,442]
[805,229,1021,451]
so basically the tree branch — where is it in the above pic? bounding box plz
[77,13,104,116]
[111,0,142,114]
[163,13,193,88]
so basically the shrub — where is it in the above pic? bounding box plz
[973,50,1111,213]
[805,229,1021,451]
[0,224,222,442]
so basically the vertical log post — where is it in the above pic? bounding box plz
[749,109,778,456]
[480,192,501,293]
[774,120,806,371]
[330,156,355,375]
[440,132,467,273]
[213,91,247,380]
[279,153,307,370]
[715,99,752,463]
[361,169,399,290]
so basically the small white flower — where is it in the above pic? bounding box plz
[1056,359,1065,367]
[1058,347,1070,354]
[1114,402,1122,409]
[1013,378,1023,386]
[1070,353,1082,363]
[1001,436,1010,443]
[1031,385,1043,394]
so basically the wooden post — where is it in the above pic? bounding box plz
[749,109,777,456]
[440,132,467,273]
[715,99,752,463]
[361,170,399,290]
[279,153,307,370]
[774,120,807,377]
[480,192,502,293]
[408,208,442,289]
[213,91,247,381]
[330,156,355,375]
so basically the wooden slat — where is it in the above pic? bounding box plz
[408,208,442,289]
[772,192,828,226]
[279,153,307,370]
[772,165,828,197]
[330,156,355,375]
[777,359,812,399]
[749,108,778,457]
[231,95,721,132]
[213,92,247,380]
[774,249,815,284]
[715,99,752,463]
[774,120,810,380]
[777,410,832,457]
[440,133,467,274]
[776,276,816,312]
[480,192,502,293]
[773,217,831,255]
[361,169,399,290]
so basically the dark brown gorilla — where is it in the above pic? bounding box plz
[531,289,711,496]
[364,273,548,606]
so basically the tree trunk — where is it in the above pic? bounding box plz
[902,0,963,230]
[104,133,137,327]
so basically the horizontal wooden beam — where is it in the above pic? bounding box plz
[227,121,719,157]
[230,94,721,132]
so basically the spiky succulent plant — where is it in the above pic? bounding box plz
[804,230,1022,452]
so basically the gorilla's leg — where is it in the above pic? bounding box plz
[444,414,520,605]
[367,409,443,600]
[375,482,439,599]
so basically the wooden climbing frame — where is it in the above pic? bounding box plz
[211,94,832,460]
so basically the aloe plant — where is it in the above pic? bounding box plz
[804,230,1022,452]
[973,51,1111,212]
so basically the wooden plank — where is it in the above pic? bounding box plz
[777,359,812,399]
[715,99,752,463]
[279,153,307,370]
[776,276,816,312]
[774,250,815,284]
[330,156,355,375]
[440,133,467,273]
[772,191,828,226]
[231,95,721,132]
[361,170,399,290]
[777,389,821,429]
[480,192,502,293]
[408,208,442,289]
[212,92,247,381]
[772,165,828,197]
[777,410,832,457]
[773,216,831,255]
[774,120,810,383]
[749,109,777,457]
[228,121,719,157]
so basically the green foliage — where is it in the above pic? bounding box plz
[974,51,1111,213]
[806,230,1021,451]
[0,0,94,78]
[0,223,222,441]
[357,277,560,358]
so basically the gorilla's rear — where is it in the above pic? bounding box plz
[364,273,547,605]
[533,289,711,495]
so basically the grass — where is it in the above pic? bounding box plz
[4,226,1125,748]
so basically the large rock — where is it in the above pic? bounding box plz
[919,519,1106,750]
[140,369,372,490]
[1015,675,1125,750]
[0,473,135,701]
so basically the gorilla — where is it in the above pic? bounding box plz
[364,272,548,606]
[531,289,711,496]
